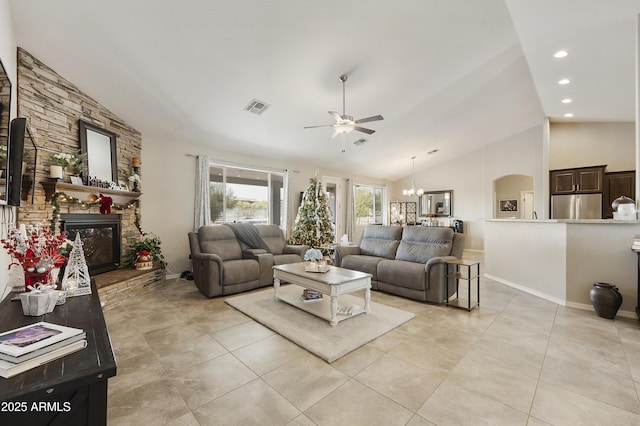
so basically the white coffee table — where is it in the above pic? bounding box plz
[273,263,372,327]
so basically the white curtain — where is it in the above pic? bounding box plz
[345,178,355,243]
[194,155,211,231]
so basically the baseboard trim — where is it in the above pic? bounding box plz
[484,273,566,306]
[485,273,637,319]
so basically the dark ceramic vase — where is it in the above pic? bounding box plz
[589,282,623,319]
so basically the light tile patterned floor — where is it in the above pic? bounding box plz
[104,259,640,425]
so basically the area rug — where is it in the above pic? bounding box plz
[225,285,415,363]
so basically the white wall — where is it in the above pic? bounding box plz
[0,0,16,300]
[390,123,544,251]
[549,122,635,171]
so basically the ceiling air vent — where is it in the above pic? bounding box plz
[353,138,368,146]
[244,99,270,115]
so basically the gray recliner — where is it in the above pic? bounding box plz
[188,224,307,298]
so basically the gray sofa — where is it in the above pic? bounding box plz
[188,224,307,297]
[335,225,464,303]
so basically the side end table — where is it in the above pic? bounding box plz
[445,259,480,311]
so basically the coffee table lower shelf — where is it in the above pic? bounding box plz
[278,288,367,325]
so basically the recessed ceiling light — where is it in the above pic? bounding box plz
[554,50,568,58]
[558,79,571,85]
[564,113,574,118]
[561,98,572,104]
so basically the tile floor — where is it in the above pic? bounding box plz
[104,260,640,425]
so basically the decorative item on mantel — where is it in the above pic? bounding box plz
[50,152,84,182]
[1,224,67,292]
[60,233,91,297]
[128,173,141,192]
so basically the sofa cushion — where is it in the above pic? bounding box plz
[359,225,402,259]
[395,227,453,264]
[341,255,386,281]
[256,224,286,255]
[377,259,426,291]
[198,225,243,261]
[222,259,261,285]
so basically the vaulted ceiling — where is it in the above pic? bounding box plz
[7,0,639,180]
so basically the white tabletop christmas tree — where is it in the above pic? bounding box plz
[61,233,91,297]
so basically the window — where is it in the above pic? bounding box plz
[354,184,386,225]
[209,163,286,226]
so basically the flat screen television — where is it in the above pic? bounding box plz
[8,118,37,206]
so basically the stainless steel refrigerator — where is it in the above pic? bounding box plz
[551,193,602,219]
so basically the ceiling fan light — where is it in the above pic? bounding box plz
[335,123,354,134]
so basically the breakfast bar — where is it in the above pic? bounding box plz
[484,219,640,318]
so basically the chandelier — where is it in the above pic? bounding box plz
[402,156,424,197]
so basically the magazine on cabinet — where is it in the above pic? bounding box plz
[0,322,85,360]
[0,339,87,378]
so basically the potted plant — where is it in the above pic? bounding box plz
[121,233,166,269]
[50,152,85,180]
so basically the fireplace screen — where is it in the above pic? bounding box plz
[60,214,121,275]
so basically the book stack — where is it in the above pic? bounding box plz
[0,322,87,378]
[633,235,640,251]
[301,289,323,303]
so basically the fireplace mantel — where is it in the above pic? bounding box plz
[41,181,142,205]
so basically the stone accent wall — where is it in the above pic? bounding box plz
[97,268,165,308]
[15,48,142,261]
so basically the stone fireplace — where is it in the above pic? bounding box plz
[15,49,142,271]
[11,49,164,306]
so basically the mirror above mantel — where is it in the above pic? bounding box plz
[419,190,453,217]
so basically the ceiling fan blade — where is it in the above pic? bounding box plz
[304,124,333,129]
[331,128,341,139]
[354,126,375,135]
[328,111,341,121]
[355,115,384,124]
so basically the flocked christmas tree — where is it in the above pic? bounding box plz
[61,233,91,297]
[289,177,335,249]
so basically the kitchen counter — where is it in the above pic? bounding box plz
[484,219,640,317]
[485,218,640,224]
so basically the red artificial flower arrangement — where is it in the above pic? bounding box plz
[1,224,68,290]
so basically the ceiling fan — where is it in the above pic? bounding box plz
[304,74,383,152]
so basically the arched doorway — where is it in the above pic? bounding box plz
[493,175,535,219]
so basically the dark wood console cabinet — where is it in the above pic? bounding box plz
[0,281,116,425]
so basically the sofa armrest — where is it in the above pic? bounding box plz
[283,244,308,257]
[190,252,224,298]
[334,245,362,267]
[424,255,458,302]
[243,248,268,258]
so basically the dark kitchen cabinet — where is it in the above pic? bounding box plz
[603,170,635,219]
[550,165,605,195]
